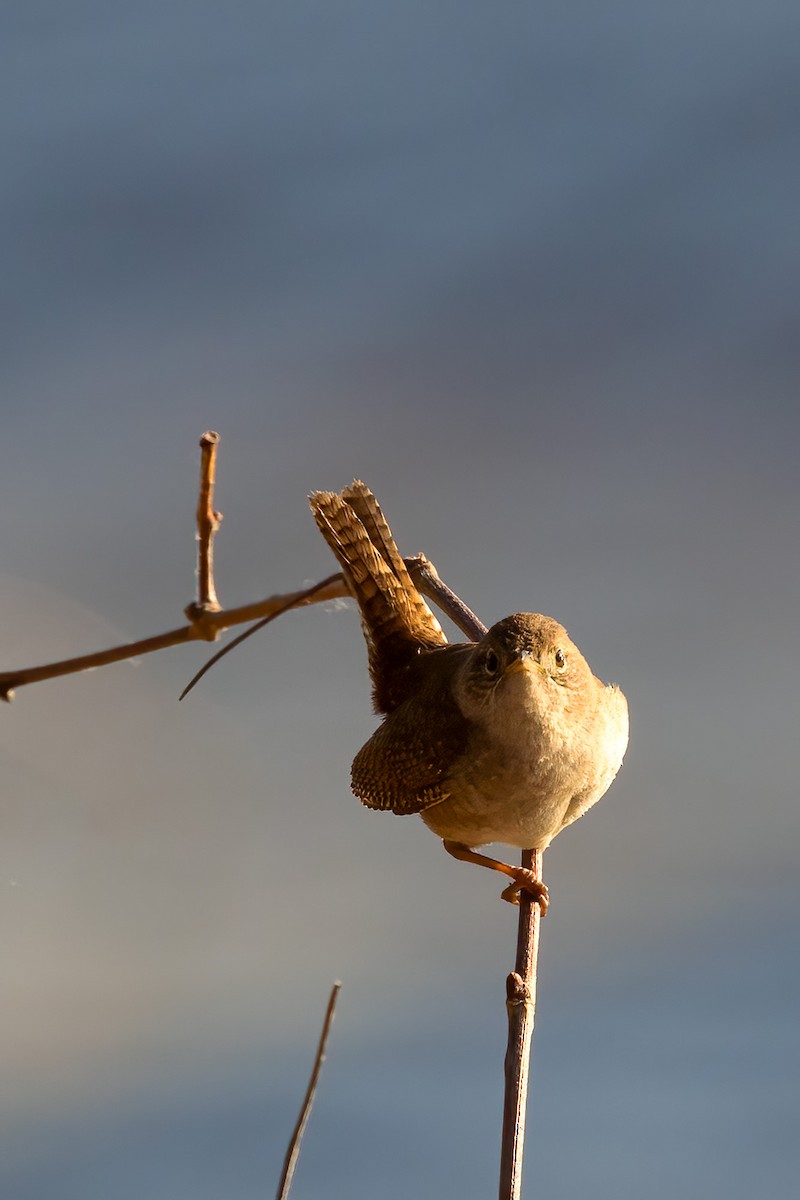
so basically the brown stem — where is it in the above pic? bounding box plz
[178,573,343,700]
[0,555,484,702]
[406,553,488,641]
[276,981,341,1200]
[0,576,349,701]
[178,554,489,699]
[187,430,223,621]
[499,848,542,1200]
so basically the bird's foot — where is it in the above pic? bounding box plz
[499,871,549,914]
[442,840,549,914]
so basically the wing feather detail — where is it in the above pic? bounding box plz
[350,649,471,814]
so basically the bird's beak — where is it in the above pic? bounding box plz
[505,651,540,676]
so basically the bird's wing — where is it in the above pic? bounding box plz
[309,482,447,711]
[350,669,470,814]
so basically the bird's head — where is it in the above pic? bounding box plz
[454,612,595,725]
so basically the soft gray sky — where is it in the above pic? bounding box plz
[1,2,798,1196]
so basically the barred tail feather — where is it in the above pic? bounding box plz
[309,483,446,710]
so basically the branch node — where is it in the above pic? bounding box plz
[505,972,531,1005]
[183,604,224,639]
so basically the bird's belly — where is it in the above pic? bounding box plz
[420,771,570,851]
[417,683,627,852]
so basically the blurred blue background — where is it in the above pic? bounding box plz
[1,2,798,1196]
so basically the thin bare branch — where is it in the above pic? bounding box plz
[0,553,485,702]
[186,430,223,622]
[276,981,342,1200]
[0,576,349,701]
[177,552,489,700]
[0,424,490,701]
[406,553,488,641]
[499,848,542,1200]
[178,573,343,700]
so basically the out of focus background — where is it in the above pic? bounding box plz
[2,2,798,1196]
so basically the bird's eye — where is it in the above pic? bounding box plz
[483,649,500,676]
[554,648,566,669]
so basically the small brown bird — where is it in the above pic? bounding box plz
[309,482,628,911]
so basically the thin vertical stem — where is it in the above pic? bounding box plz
[192,430,223,615]
[499,849,542,1200]
[276,982,342,1200]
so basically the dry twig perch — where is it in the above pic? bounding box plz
[499,848,542,1200]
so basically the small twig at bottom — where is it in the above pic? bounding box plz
[499,849,542,1200]
[276,981,342,1200]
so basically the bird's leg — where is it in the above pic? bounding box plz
[442,840,549,913]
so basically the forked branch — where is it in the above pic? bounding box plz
[0,577,349,701]
[0,441,486,708]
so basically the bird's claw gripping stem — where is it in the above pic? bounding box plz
[442,839,549,914]
[499,872,549,914]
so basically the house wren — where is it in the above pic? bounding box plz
[309,482,628,910]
